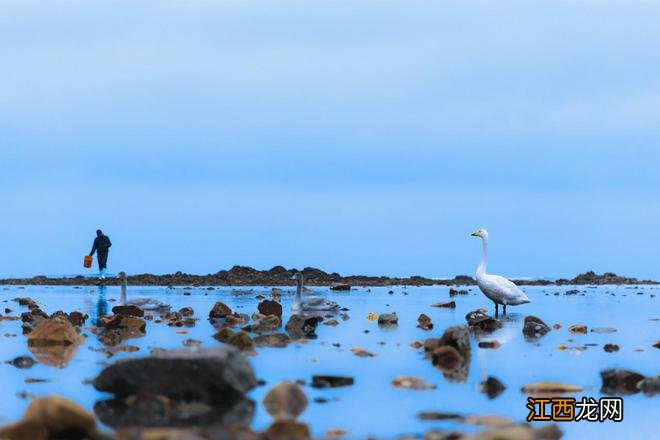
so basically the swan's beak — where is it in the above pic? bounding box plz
[471,231,481,237]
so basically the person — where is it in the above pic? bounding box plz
[89,229,112,279]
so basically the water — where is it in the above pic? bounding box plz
[0,284,657,439]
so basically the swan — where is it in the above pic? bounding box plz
[291,272,340,313]
[471,229,530,316]
[117,271,171,311]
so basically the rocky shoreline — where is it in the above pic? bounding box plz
[0,266,656,287]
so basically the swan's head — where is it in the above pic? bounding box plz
[117,271,127,281]
[291,272,303,282]
[471,228,489,239]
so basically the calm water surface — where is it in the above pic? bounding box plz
[0,284,658,439]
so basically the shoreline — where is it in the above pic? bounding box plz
[0,266,656,287]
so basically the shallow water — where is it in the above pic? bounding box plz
[0,284,657,439]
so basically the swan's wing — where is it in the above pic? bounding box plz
[482,274,529,303]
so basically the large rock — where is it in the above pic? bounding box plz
[258,300,283,319]
[465,309,502,333]
[243,314,282,334]
[377,313,398,327]
[209,302,233,319]
[285,315,319,340]
[263,382,308,420]
[93,346,257,401]
[112,305,144,317]
[600,369,645,395]
[424,326,471,383]
[27,317,82,347]
[254,334,291,348]
[0,395,102,440]
[264,420,311,440]
[638,375,660,397]
[522,315,551,341]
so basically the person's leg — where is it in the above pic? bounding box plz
[98,251,108,278]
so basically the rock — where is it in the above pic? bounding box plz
[391,376,436,390]
[254,334,291,348]
[416,412,462,421]
[638,375,660,396]
[330,283,351,291]
[214,329,254,351]
[93,346,257,407]
[480,376,506,399]
[522,315,551,341]
[244,315,282,334]
[209,302,233,319]
[27,317,82,347]
[285,316,319,340]
[349,347,376,357]
[465,309,502,333]
[112,305,144,317]
[431,346,464,370]
[323,319,339,327]
[569,324,588,334]
[67,311,88,327]
[6,355,37,369]
[264,420,310,440]
[654,341,660,349]
[603,344,619,353]
[600,369,645,395]
[213,327,235,343]
[430,301,456,308]
[311,376,354,388]
[263,381,308,420]
[377,313,398,326]
[478,340,501,349]
[472,423,562,440]
[522,382,583,395]
[449,288,468,296]
[366,312,378,321]
[258,300,283,319]
[417,314,433,330]
[183,339,202,348]
[225,313,250,327]
[20,308,48,334]
[179,307,194,317]
[410,340,423,349]
[0,395,100,440]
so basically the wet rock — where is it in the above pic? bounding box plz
[472,423,562,440]
[449,288,468,296]
[600,369,645,395]
[591,327,617,334]
[323,319,339,327]
[638,375,660,396]
[311,375,354,388]
[391,376,436,390]
[112,305,144,317]
[94,346,257,399]
[653,341,660,349]
[183,339,202,348]
[478,340,501,349]
[416,411,462,421]
[258,300,283,319]
[410,340,423,349]
[214,329,255,351]
[225,313,250,327]
[67,311,88,327]
[264,420,311,440]
[430,301,456,308]
[465,309,502,333]
[213,327,235,343]
[349,347,376,357]
[377,313,398,327]
[0,395,103,440]
[254,333,291,348]
[480,376,506,399]
[568,324,588,334]
[20,308,49,334]
[6,355,37,369]
[244,315,282,334]
[366,312,378,321]
[209,302,233,319]
[330,283,351,291]
[522,315,551,341]
[285,315,319,340]
[431,346,464,370]
[27,316,82,348]
[603,344,619,353]
[417,314,433,330]
[263,381,308,420]
[522,382,583,395]
[178,307,194,317]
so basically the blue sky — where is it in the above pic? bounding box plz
[1,1,660,279]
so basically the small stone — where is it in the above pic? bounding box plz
[600,369,645,395]
[330,283,351,291]
[410,341,423,349]
[178,307,194,317]
[377,313,398,326]
[254,333,291,348]
[568,324,588,334]
[366,312,378,321]
[480,376,506,399]
[430,301,456,308]
[430,346,464,370]
[263,381,308,420]
[112,305,144,317]
[522,382,583,395]
[349,347,376,357]
[603,344,619,353]
[417,314,433,330]
[6,356,37,369]
[258,300,283,319]
[311,375,354,388]
[522,315,551,340]
[478,340,501,349]
[591,327,617,334]
[323,319,339,327]
[391,376,436,390]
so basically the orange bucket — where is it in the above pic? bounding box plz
[83,255,93,268]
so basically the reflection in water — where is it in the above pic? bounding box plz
[93,285,108,326]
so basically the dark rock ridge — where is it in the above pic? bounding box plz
[1,267,656,286]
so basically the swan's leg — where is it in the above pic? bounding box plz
[494,302,499,318]
[503,304,507,315]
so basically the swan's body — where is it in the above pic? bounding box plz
[118,272,171,311]
[292,273,340,313]
[471,229,530,316]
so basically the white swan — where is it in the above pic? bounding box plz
[117,271,171,311]
[471,229,530,316]
[291,272,340,313]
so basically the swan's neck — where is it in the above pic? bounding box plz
[477,237,488,277]
[120,278,127,305]
[293,277,303,311]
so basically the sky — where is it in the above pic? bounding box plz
[1,1,660,279]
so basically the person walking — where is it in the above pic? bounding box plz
[89,229,112,279]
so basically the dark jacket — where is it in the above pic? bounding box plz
[90,234,112,256]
